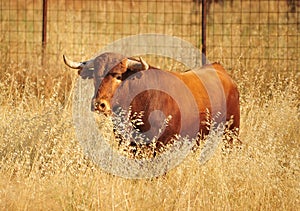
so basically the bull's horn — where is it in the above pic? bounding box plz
[127,57,149,71]
[139,57,149,70]
[63,55,83,69]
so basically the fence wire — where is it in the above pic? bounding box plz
[0,0,299,72]
[203,0,299,71]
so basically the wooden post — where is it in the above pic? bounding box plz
[202,0,207,65]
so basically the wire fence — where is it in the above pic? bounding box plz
[0,0,299,72]
[203,0,299,71]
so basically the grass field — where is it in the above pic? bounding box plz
[0,0,299,210]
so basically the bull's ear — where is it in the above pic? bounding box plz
[79,66,94,79]
[126,57,149,71]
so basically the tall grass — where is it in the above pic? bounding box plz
[0,0,299,210]
[1,43,299,211]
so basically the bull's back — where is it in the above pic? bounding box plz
[174,63,240,131]
[116,64,239,145]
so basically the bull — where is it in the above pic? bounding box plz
[63,52,240,150]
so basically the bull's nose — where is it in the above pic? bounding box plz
[94,100,111,114]
[99,102,106,109]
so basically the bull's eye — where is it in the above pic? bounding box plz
[116,75,122,80]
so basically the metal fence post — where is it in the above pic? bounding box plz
[42,0,48,66]
[202,0,207,65]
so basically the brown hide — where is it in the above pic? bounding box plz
[110,63,240,145]
[64,52,240,146]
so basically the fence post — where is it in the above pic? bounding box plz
[202,0,207,65]
[42,0,48,66]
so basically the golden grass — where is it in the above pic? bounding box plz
[0,86,299,210]
[0,0,299,210]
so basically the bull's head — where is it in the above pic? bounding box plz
[63,52,149,115]
[92,57,149,115]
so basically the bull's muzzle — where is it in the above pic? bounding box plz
[93,99,112,115]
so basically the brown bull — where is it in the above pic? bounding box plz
[63,52,240,148]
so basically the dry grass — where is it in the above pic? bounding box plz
[1,0,300,210]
